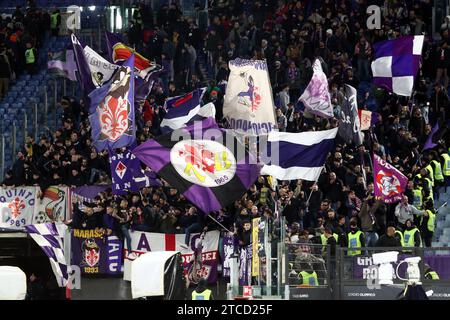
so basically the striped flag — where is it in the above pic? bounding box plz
[160,88,213,133]
[261,128,338,181]
[25,223,71,288]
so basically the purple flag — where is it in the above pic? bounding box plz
[25,223,71,287]
[160,88,212,133]
[373,154,408,204]
[222,234,238,277]
[70,34,96,102]
[371,35,424,96]
[108,145,162,195]
[239,245,252,286]
[298,59,333,118]
[423,123,439,151]
[71,229,123,275]
[132,117,261,214]
[88,54,136,151]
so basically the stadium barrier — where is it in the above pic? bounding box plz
[335,246,450,300]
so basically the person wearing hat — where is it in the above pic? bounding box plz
[191,278,213,300]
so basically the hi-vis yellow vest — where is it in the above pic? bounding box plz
[25,48,35,64]
[412,189,423,208]
[420,210,435,232]
[425,164,434,186]
[51,12,60,29]
[431,160,444,181]
[192,289,212,300]
[347,231,363,256]
[404,228,421,247]
[299,271,319,286]
[442,153,450,176]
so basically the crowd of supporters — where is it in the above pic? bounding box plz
[1,1,450,261]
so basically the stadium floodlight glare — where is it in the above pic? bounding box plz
[372,251,399,285]
[89,6,96,11]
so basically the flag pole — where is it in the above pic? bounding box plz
[305,166,325,208]
[207,214,232,233]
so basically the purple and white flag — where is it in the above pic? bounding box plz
[261,128,338,181]
[89,54,136,151]
[160,88,212,133]
[299,59,333,118]
[373,154,408,204]
[25,223,71,287]
[239,245,252,286]
[109,145,162,195]
[423,123,439,151]
[371,35,424,96]
[222,234,238,277]
[132,117,261,214]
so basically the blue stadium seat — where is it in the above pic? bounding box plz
[6,91,18,99]
[443,228,450,236]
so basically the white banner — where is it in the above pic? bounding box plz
[83,45,119,87]
[123,230,220,282]
[33,186,70,224]
[0,187,38,229]
[223,58,277,135]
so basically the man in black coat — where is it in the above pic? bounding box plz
[376,226,401,247]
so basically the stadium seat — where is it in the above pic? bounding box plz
[443,228,450,236]
[439,235,450,243]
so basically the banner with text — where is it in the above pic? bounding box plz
[125,230,220,283]
[71,228,123,275]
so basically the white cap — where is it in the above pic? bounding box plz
[326,29,333,35]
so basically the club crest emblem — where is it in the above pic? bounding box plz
[170,140,236,187]
[115,161,127,179]
[376,170,402,197]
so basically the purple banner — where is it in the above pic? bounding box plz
[353,254,450,280]
[71,185,110,203]
[222,234,238,278]
[373,154,408,204]
[109,146,162,195]
[88,55,136,151]
[239,245,252,286]
[71,229,123,275]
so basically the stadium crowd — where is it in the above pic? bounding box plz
[1,0,450,261]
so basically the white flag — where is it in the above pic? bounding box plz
[223,58,277,135]
[298,59,333,118]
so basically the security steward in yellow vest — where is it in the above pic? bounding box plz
[191,279,213,300]
[320,228,338,257]
[441,149,450,188]
[395,229,405,247]
[51,9,61,37]
[419,200,436,248]
[403,219,422,249]
[424,264,440,280]
[299,270,319,286]
[415,169,433,206]
[25,42,36,75]
[347,222,365,256]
